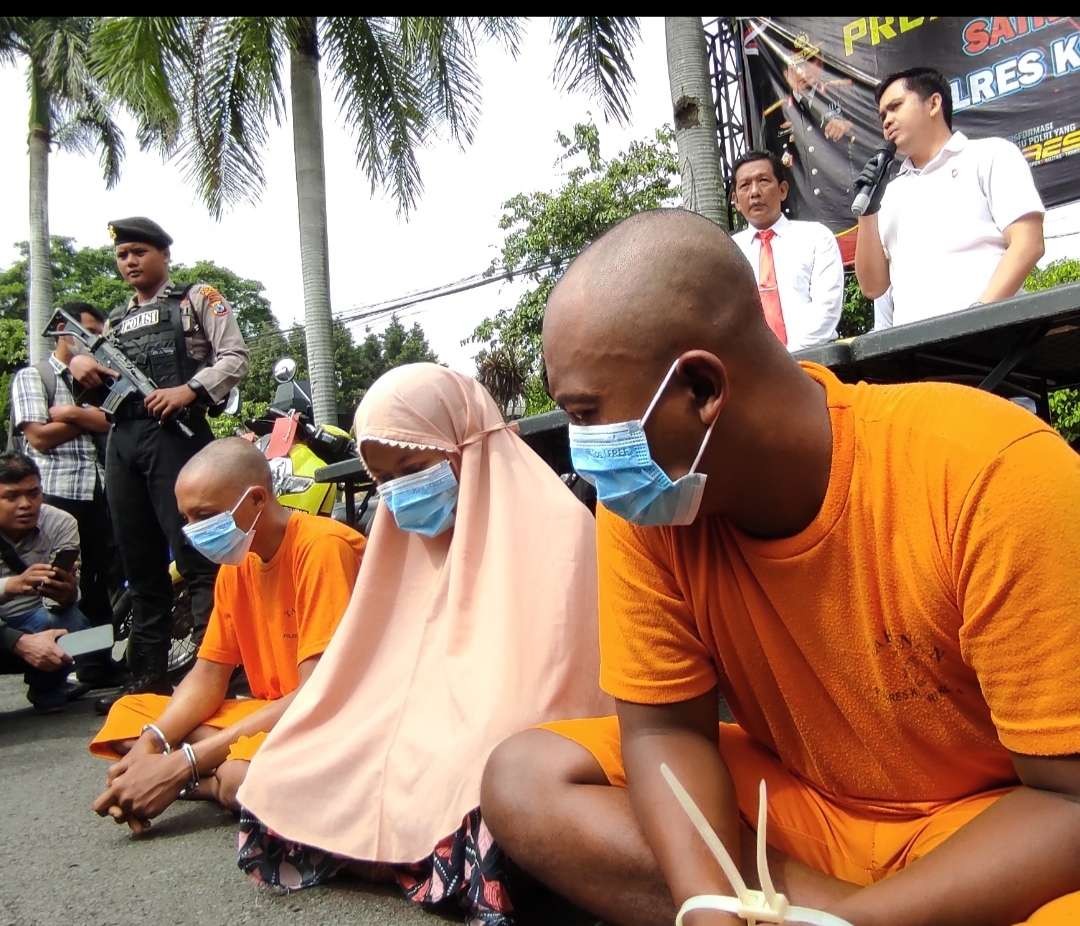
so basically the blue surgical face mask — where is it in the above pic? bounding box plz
[377,460,458,538]
[182,486,262,565]
[568,360,717,527]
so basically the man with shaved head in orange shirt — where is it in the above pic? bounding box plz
[481,208,1080,926]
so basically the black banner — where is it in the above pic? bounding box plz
[741,17,1080,260]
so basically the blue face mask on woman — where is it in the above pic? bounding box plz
[377,460,459,538]
[182,486,262,565]
[568,360,717,527]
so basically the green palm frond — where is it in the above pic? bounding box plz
[398,16,482,146]
[321,16,428,214]
[90,16,190,155]
[475,340,529,414]
[14,16,128,187]
[474,17,523,57]
[551,16,640,124]
[1,17,32,61]
[38,17,94,100]
[180,16,284,217]
[52,88,126,187]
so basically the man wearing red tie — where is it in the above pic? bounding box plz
[730,150,844,351]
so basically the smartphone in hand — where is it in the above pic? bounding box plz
[51,548,79,575]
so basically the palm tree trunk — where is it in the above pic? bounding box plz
[665,17,727,228]
[27,63,53,365]
[290,19,337,426]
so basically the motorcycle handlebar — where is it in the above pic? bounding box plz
[257,407,357,462]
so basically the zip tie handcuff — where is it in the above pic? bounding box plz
[660,763,853,926]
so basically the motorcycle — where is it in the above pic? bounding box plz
[111,360,358,682]
[244,358,357,516]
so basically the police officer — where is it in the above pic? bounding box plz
[68,217,249,714]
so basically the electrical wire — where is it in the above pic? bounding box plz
[237,251,575,352]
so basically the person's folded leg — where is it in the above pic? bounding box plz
[484,716,678,926]
[542,717,875,886]
[715,723,877,888]
[541,715,625,783]
[899,787,1080,925]
[89,695,271,759]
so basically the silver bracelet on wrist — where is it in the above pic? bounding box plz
[177,743,200,798]
[140,723,171,755]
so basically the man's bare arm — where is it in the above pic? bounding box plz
[833,752,1080,926]
[20,421,84,453]
[622,694,861,924]
[977,213,1045,305]
[854,214,891,299]
[183,655,320,775]
[110,658,234,770]
[22,406,110,451]
[93,658,322,825]
[148,658,232,745]
[52,405,110,434]
[620,691,743,924]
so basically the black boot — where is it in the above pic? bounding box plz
[30,681,91,714]
[93,671,172,716]
[76,656,130,691]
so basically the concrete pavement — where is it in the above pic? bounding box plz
[0,675,444,926]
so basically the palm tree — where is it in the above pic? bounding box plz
[92,17,641,425]
[665,17,727,228]
[2,17,124,363]
[475,341,531,418]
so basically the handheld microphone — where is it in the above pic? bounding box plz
[851,141,897,216]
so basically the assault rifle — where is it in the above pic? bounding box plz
[42,308,195,438]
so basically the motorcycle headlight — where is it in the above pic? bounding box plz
[268,457,314,496]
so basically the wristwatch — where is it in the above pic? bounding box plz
[186,378,212,406]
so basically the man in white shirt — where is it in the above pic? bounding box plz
[855,67,1045,329]
[730,150,844,351]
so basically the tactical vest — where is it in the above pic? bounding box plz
[109,284,201,389]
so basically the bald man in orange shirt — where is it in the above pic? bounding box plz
[481,209,1080,926]
[90,438,365,833]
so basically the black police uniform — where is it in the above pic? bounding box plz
[763,79,859,231]
[102,217,248,693]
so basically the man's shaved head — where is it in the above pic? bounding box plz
[543,207,823,523]
[175,437,276,532]
[179,437,273,494]
[544,208,770,386]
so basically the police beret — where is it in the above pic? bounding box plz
[107,217,173,249]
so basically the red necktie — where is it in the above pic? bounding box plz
[755,228,788,346]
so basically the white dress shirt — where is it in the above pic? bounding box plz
[872,287,894,330]
[876,131,1045,328]
[732,213,844,351]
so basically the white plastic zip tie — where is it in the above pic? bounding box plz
[660,763,853,926]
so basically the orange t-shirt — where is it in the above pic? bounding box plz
[598,362,1080,806]
[198,512,365,701]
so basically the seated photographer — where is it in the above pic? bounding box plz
[11,301,123,691]
[0,452,89,713]
[90,438,364,832]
